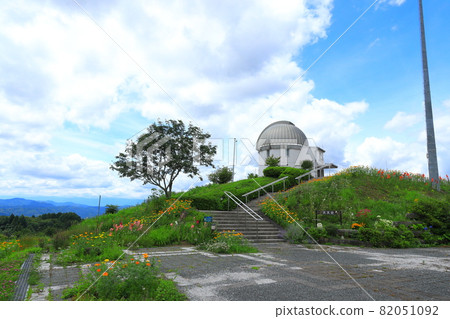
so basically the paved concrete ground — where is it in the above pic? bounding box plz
[28,253,84,301]
[130,243,450,301]
[29,243,449,301]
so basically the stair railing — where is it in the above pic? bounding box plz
[224,191,263,241]
[224,191,263,221]
[242,175,289,203]
[295,163,336,184]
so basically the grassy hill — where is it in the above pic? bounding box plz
[172,176,286,210]
[259,166,449,247]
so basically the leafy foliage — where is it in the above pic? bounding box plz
[263,166,285,178]
[105,205,119,215]
[259,166,450,247]
[0,212,82,237]
[110,119,216,198]
[301,160,314,170]
[199,231,258,254]
[410,197,449,236]
[63,256,187,301]
[208,166,233,184]
[265,155,280,167]
[247,173,258,179]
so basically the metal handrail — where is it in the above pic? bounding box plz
[242,176,289,202]
[224,191,263,221]
[295,164,335,182]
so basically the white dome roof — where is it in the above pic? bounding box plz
[256,121,308,150]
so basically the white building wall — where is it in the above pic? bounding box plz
[258,145,325,176]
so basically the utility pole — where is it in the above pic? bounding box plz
[419,0,440,190]
[232,138,236,181]
[96,195,101,233]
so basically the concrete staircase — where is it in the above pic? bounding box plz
[200,194,285,243]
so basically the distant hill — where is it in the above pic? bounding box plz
[0,198,131,219]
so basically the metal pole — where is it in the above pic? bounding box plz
[232,138,236,182]
[96,195,101,233]
[419,0,440,190]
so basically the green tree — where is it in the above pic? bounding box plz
[105,205,119,215]
[111,119,217,198]
[265,155,280,167]
[301,160,313,170]
[247,173,258,179]
[208,166,233,184]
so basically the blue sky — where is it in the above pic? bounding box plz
[0,0,449,206]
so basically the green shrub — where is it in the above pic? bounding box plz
[285,224,306,243]
[305,227,328,241]
[265,155,280,167]
[324,224,339,237]
[301,160,313,170]
[247,173,258,179]
[208,166,233,184]
[357,225,420,248]
[105,205,119,215]
[263,166,285,178]
[52,230,72,250]
[279,167,309,186]
[200,231,258,254]
[63,256,186,301]
[154,278,187,301]
[410,197,449,236]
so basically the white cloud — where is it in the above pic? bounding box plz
[346,103,450,176]
[378,0,407,7]
[0,0,380,198]
[384,111,421,131]
[344,136,427,173]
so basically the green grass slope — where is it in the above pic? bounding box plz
[260,166,449,247]
[172,176,286,210]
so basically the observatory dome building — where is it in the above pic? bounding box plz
[256,121,336,177]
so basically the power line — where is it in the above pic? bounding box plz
[251,0,381,127]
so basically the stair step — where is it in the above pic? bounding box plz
[200,194,286,243]
[249,238,285,243]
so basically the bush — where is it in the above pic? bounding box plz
[263,166,308,186]
[285,224,306,243]
[324,224,339,237]
[263,166,285,178]
[208,166,233,184]
[410,197,449,236]
[247,173,258,179]
[52,230,72,250]
[63,256,187,301]
[301,160,313,170]
[306,227,328,241]
[265,155,280,167]
[279,167,308,186]
[200,231,258,254]
[105,205,119,215]
[357,225,420,248]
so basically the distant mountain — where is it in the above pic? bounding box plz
[0,198,131,219]
[0,198,54,208]
[43,200,92,208]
